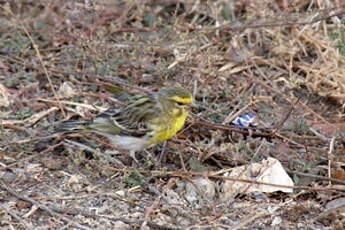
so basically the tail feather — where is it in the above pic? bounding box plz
[56,117,122,136]
[55,120,91,133]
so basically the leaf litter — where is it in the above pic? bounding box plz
[1,1,345,229]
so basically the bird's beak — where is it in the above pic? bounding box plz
[189,103,198,108]
[185,103,197,111]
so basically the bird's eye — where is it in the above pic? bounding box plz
[175,101,185,106]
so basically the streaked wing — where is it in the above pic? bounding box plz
[96,95,159,137]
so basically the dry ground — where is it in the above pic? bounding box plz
[1,1,345,229]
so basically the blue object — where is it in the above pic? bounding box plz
[232,113,257,127]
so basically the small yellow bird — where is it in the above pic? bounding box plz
[58,87,193,162]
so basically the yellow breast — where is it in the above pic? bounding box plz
[148,108,188,145]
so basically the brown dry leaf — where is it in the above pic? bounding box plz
[16,200,32,209]
[40,156,67,170]
[0,83,10,108]
[331,169,345,183]
[0,61,10,70]
[309,122,345,136]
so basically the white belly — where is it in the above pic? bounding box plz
[111,135,147,152]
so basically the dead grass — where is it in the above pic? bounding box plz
[1,0,345,229]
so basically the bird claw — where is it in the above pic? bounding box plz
[129,151,139,165]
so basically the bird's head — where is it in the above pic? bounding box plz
[157,87,193,109]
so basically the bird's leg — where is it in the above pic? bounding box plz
[129,151,139,165]
[156,141,167,167]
